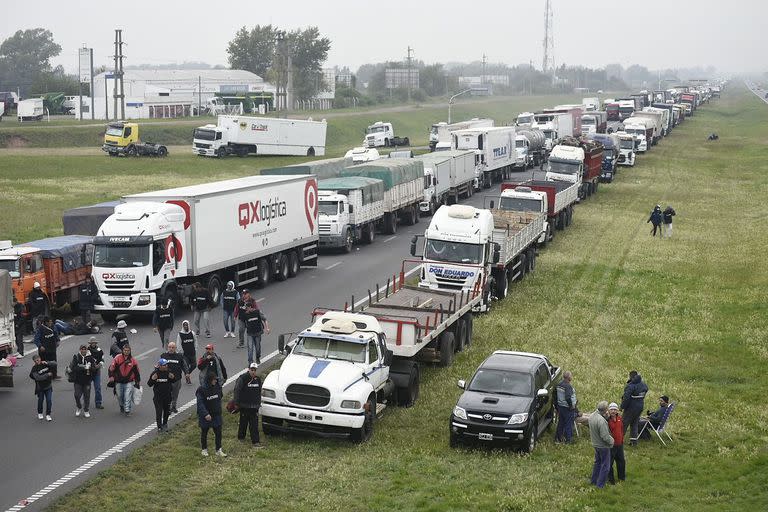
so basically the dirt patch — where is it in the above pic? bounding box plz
[4,135,29,148]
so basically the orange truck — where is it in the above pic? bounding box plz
[0,236,93,331]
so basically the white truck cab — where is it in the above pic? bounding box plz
[514,135,531,168]
[623,121,649,152]
[516,112,535,128]
[364,121,394,148]
[497,187,549,244]
[616,132,637,166]
[192,124,227,157]
[545,145,585,186]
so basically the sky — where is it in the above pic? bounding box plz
[1,0,764,75]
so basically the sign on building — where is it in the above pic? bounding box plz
[385,68,419,90]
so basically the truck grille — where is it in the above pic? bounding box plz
[434,276,468,290]
[286,384,330,407]
[103,279,135,290]
[467,411,511,424]
[194,142,211,149]
[318,224,331,234]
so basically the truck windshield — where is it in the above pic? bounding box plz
[517,115,533,125]
[547,158,580,175]
[293,336,366,363]
[543,130,555,140]
[582,117,595,125]
[515,139,526,148]
[468,369,532,396]
[93,244,149,268]
[193,128,216,141]
[620,140,634,149]
[318,201,339,216]
[425,239,483,264]
[106,126,124,136]
[367,126,386,134]
[499,197,541,212]
[0,258,20,278]
[626,128,645,137]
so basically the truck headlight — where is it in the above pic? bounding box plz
[341,400,361,409]
[261,389,276,399]
[138,294,151,306]
[453,406,467,420]
[508,413,528,425]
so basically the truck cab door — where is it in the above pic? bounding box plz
[367,340,387,390]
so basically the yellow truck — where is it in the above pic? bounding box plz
[102,122,168,157]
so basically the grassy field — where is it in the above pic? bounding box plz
[41,83,768,511]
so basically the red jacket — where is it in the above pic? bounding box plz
[109,354,140,384]
[608,415,624,446]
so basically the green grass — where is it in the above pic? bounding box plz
[41,84,768,511]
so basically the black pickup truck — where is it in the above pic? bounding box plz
[449,351,562,452]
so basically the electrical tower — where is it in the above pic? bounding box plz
[406,46,414,102]
[542,0,555,78]
[112,29,125,120]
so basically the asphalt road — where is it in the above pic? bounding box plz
[0,168,543,512]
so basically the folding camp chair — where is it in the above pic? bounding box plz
[638,402,675,446]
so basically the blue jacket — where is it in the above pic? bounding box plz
[648,208,662,225]
[196,383,223,428]
[621,374,648,411]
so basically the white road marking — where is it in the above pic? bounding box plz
[134,348,158,360]
[4,350,279,512]
[383,236,397,243]
[255,297,266,303]
[324,262,342,270]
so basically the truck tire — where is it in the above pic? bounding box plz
[566,206,573,227]
[363,223,376,244]
[383,212,397,235]
[454,317,467,352]
[126,145,136,157]
[157,146,168,157]
[527,248,536,273]
[523,419,538,454]
[438,332,455,367]
[276,254,289,281]
[206,274,222,306]
[217,147,226,158]
[403,137,410,146]
[495,270,509,299]
[556,211,565,230]
[257,258,270,288]
[384,138,390,147]
[343,228,353,253]
[351,396,376,443]
[395,363,420,407]
[288,251,300,277]
[464,313,473,347]
[405,206,417,226]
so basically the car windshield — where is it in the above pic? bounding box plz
[318,201,339,216]
[547,158,580,175]
[468,369,532,396]
[425,239,483,264]
[499,197,541,212]
[0,258,20,278]
[93,244,149,268]
[193,128,216,141]
[293,336,366,363]
[106,126,123,136]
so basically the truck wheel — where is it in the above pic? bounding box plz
[454,317,467,352]
[351,396,375,443]
[206,274,222,305]
[217,147,226,158]
[126,145,136,157]
[403,137,410,146]
[363,224,376,244]
[396,363,420,407]
[495,270,509,299]
[527,248,536,273]
[384,212,397,235]
[157,146,168,157]
[384,138,390,147]
[288,251,300,277]
[343,229,354,253]
[276,254,290,281]
[438,332,455,367]
[566,206,573,227]
[523,420,538,454]
[464,314,473,347]
[256,258,270,288]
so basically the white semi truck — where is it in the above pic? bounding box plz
[413,204,545,312]
[318,178,384,252]
[364,121,409,148]
[415,150,476,215]
[192,115,327,158]
[451,126,516,190]
[545,144,585,189]
[260,267,482,441]
[514,129,547,170]
[623,118,653,152]
[533,113,575,150]
[616,132,637,166]
[635,109,667,140]
[429,118,494,151]
[91,175,319,321]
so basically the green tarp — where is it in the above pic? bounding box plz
[340,158,423,190]
[319,177,385,206]
[260,157,352,180]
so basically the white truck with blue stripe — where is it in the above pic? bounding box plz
[260,268,482,442]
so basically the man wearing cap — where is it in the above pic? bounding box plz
[161,341,185,413]
[234,363,264,448]
[221,281,239,339]
[70,344,95,418]
[152,297,175,350]
[607,403,626,484]
[110,320,129,357]
[87,337,105,409]
[588,401,614,489]
[234,289,253,349]
[639,395,670,439]
[147,357,178,432]
[197,343,227,386]
[29,281,48,329]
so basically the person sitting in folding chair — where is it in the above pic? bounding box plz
[638,395,674,444]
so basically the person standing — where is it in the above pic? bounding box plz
[620,370,648,446]
[555,371,577,444]
[662,205,676,238]
[29,354,54,421]
[607,403,626,484]
[234,289,252,349]
[221,281,238,339]
[152,297,175,349]
[234,363,264,448]
[191,282,213,338]
[35,317,60,378]
[108,344,141,416]
[147,358,178,432]
[87,337,105,409]
[161,341,185,413]
[78,275,98,325]
[110,320,130,357]
[13,295,24,358]
[588,401,614,489]
[197,344,227,386]
[196,372,226,457]
[29,282,48,329]
[177,320,197,385]
[70,344,95,418]
[647,205,663,237]
[244,303,270,365]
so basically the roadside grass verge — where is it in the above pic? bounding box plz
[45,85,768,511]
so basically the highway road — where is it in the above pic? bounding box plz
[0,167,544,511]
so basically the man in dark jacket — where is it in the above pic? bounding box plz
[110,320,129,357]
[244,303,270,365]
[78,275,98,324]
[639,395,670,439]
[555,371,577,443]
[191,282,213,338]
[152,297,175,349]
[197,343,227,385]
[221,281,238,339]
[147,358,178,432]
[647,205,663,237]
[87,337,105,409]
[234,363,264,447]
[662,206,676,238]
[35,317,60,378]
[13,295,24,357]
[234,289,253,348]
[29,282,48,329]
[196,372,225,457]
[620,370,648,446]
[70,344,95,418]
[29,354,55,421]
[161,341,185,413]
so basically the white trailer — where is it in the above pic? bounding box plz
[17,98,44,122]
[638,108,668,138]
[416,150,476,215]
[192,115,327,158]
[318,177,385,252]
[91,175,319,320]
[533,113,574,150]
[0,270,16,362]
[451,126,516,190]
[430,118,494,151]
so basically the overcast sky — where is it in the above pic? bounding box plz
[2,0,763,75]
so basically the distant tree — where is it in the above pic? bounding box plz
[420,63,447,97]
[288,27,331,100]
[0,28,62,96]
[226,25,276,78]
[605,63,624,81]
[31,65,79,95]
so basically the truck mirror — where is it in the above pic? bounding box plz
[489,200,495,209]
[457,379,466,389]
[536,388,549,398]
[348,204,354,214]
[384,349,393,366]
[493,243,501,264]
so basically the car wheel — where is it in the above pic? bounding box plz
[351,396,375,443]
[523,420,537,453]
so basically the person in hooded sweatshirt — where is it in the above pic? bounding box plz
[177,320,198,385]
[88,337,105,409]
[29,282,48,328]
[70,344,95,418]
[35,317,59,378]
[196,372,226,457]
[161,341,185,413]
[147,358,178,432]
[110,320,130,357]
[29,354,55,421]
[620,370,648,446]
[197,343,227,386]
[152,297,175,349]
[234,362,264,448]
[647,205,663,237]
[220,281,239,339]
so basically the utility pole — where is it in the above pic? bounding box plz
[406,46,414,102]
[112,29,126,120]
[481,53,487,88]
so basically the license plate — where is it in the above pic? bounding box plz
[298,413,313,421]
[478,433,493,441]
[113,297,128,302]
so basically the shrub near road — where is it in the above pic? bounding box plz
[39,85,768,510]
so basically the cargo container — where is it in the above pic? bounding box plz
[451,126,516,189]
[415,150,476,215]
